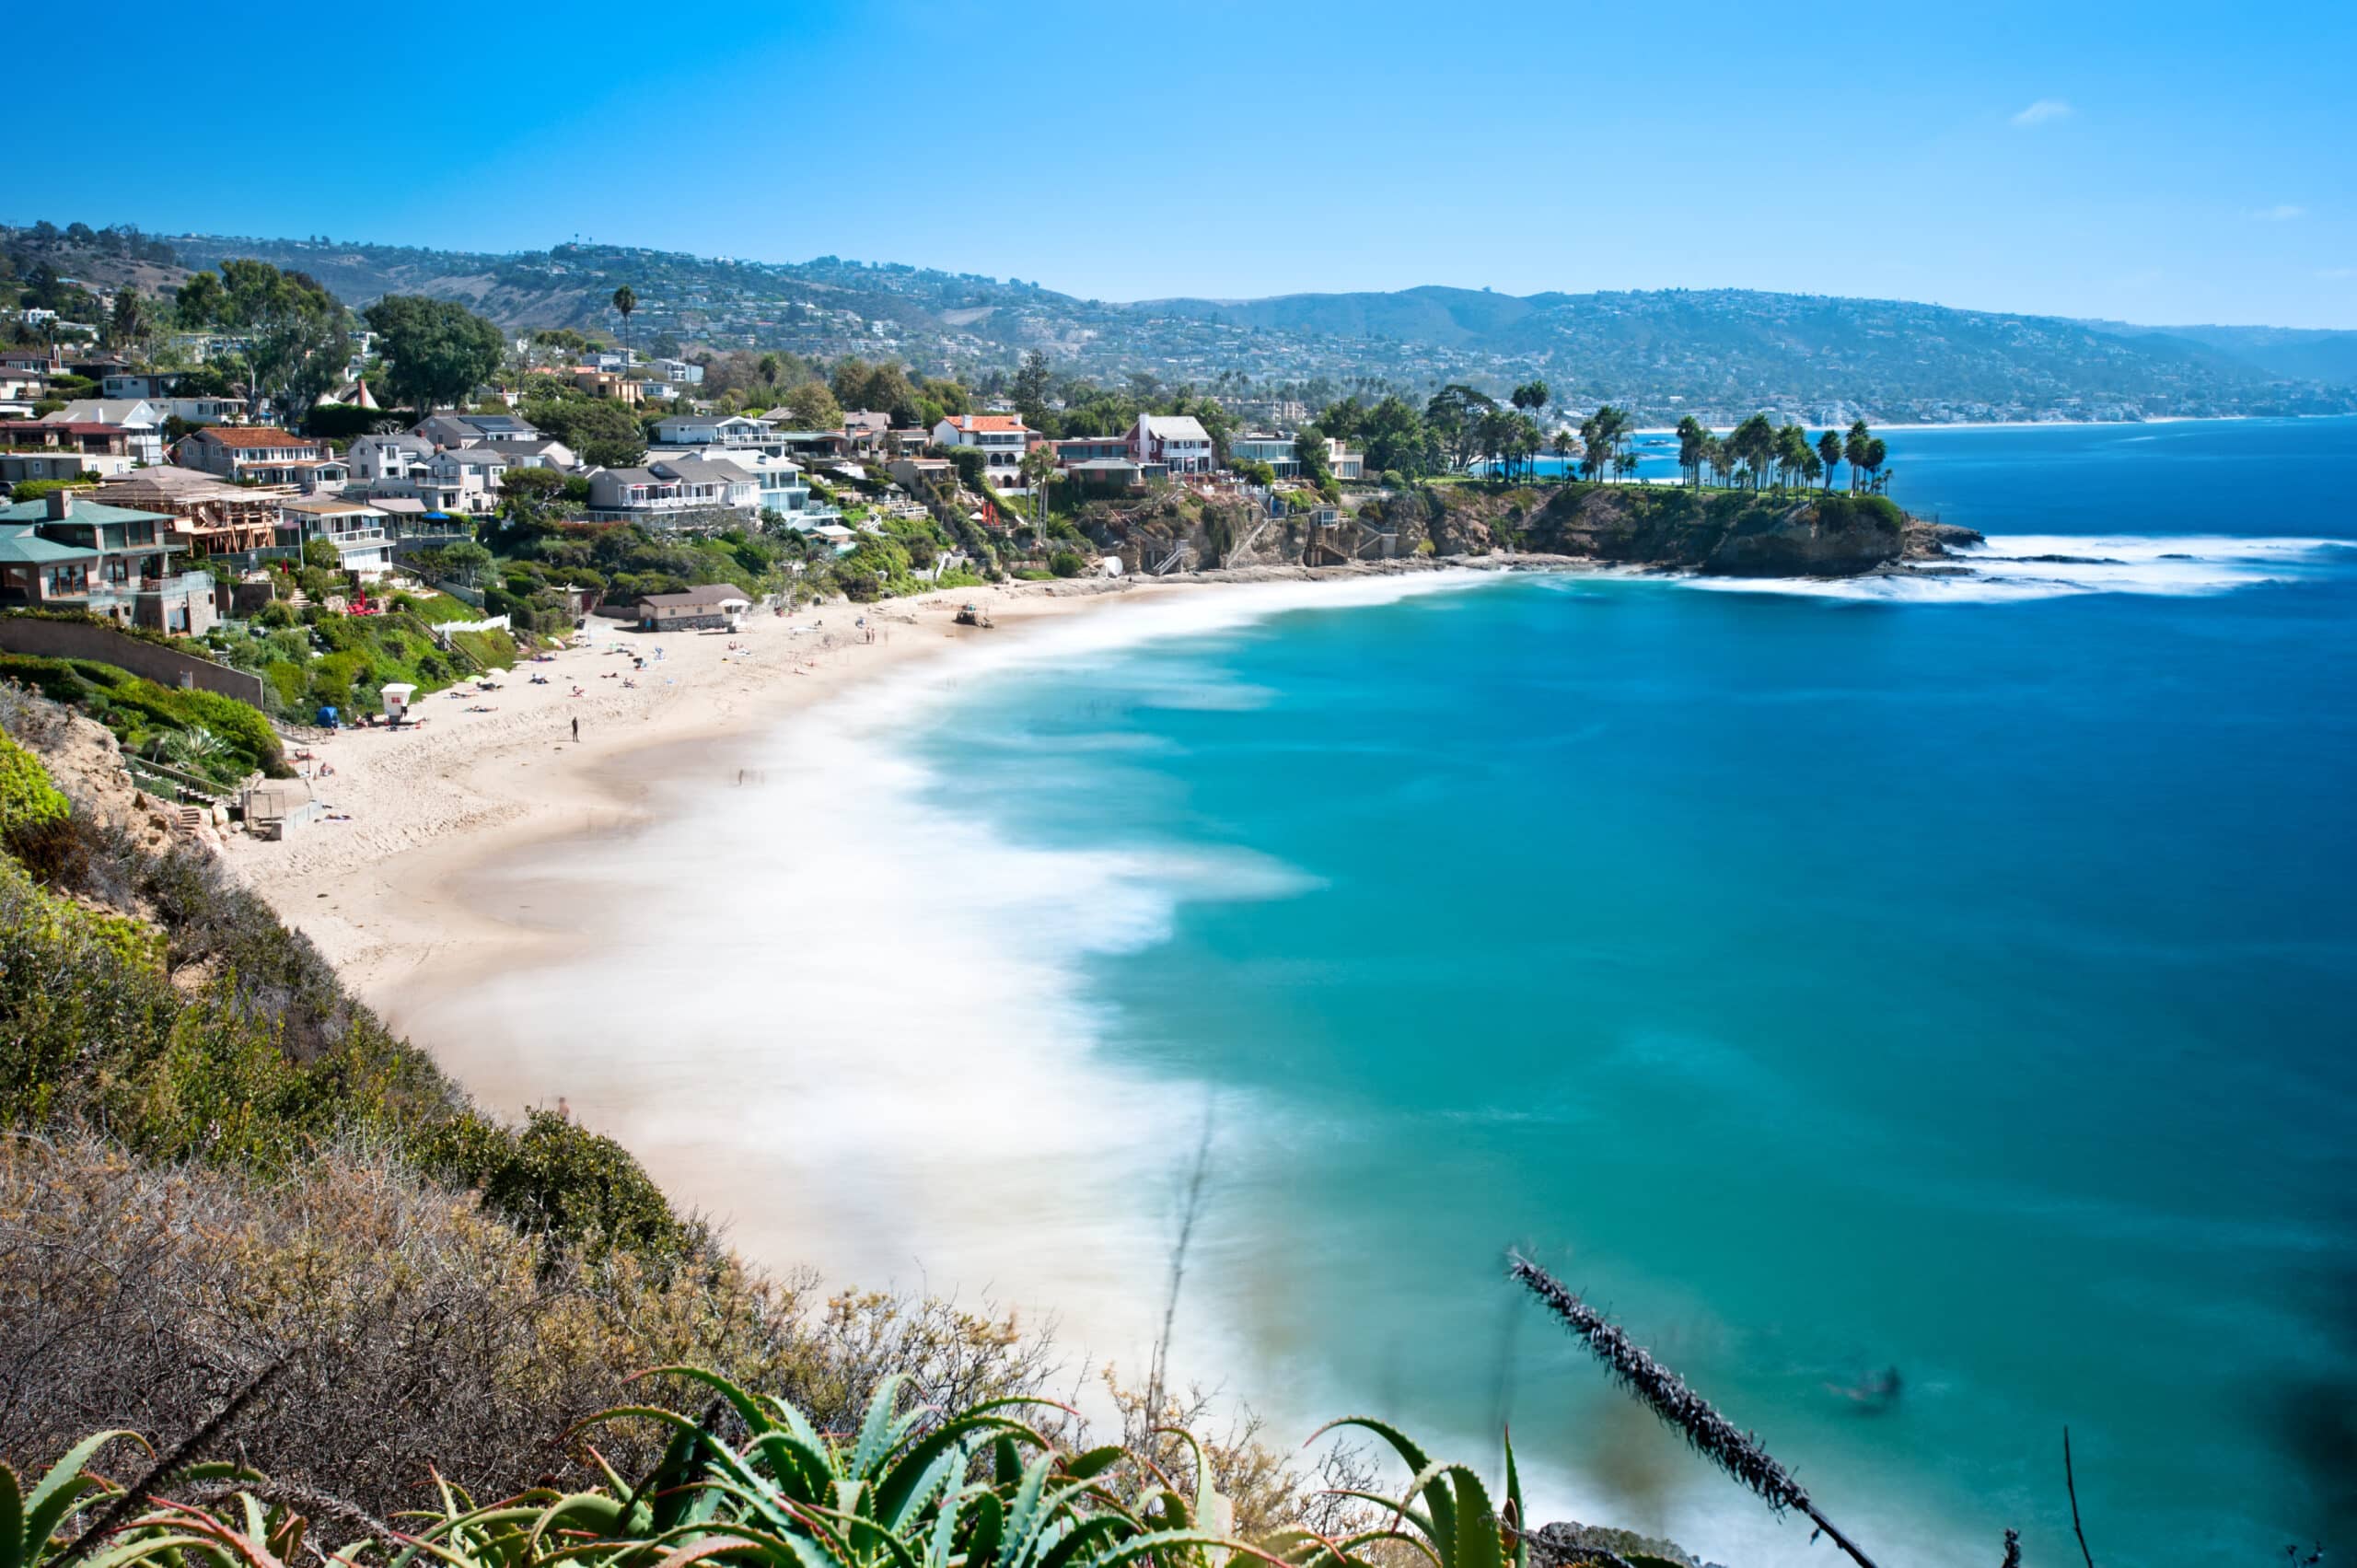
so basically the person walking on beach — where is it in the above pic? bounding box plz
[571,715,580,743]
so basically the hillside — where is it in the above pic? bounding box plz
[11,220,2355,424]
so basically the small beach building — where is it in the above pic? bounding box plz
[635,584,751,632]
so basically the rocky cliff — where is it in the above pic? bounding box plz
[1074,481,1981,580]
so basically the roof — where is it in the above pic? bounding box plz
[1,422,122,438]
[0,526,99,565]
[638,584,752,610]
[0,498,174,527]
[195,425,316,448]
[939,414,1029,434]
[281,496,384,515]
[45,399,157,426]
[651,456,753,483]
[1139,414,1212,443]
[432,447,507,468]
[95,467,252,504]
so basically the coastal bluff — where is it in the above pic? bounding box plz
[1085,482,1982,579]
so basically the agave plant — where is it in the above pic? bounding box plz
[21,1370,1413,1568]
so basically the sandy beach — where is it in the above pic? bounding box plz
[224,577,1168,1005]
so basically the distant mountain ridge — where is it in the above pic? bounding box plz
[31,225,2357,424]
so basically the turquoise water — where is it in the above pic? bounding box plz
[911,421,2357,1563]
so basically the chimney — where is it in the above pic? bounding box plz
[44,490,72,520]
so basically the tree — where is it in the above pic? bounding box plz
[1817,430,1843,492]
[1359,395,1434,477]
[1011,351,1053,424]
[106,289,148,356]
[1510,380,1550,430]
[215,260,350,416]
[171,271,224,330]
[1017,440,1060,523]
[1844,420,1872,493]
[1424,384,1495,470]
[781,380,843,430]
[611,285,637,365]
[1863,437,1889,494]
[522,390,644,468]
[1773,423,1812,492]
[1676,415,1708,488]
[1295,423,1333,489]
[362,296,505,418]
[442,540,493,587]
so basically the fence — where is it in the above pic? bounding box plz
[0,614,269,708]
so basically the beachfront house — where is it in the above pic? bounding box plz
[932,414,1031,483]
[1229,433,1300,478]
[277,496,395,578]
[1130,413,1214,475]
[654,412,774,448]
[586,456,761,527]
[0,490,216,633]
[1326,437,1364,482]
[635,583,751,632]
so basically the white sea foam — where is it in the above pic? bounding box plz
[1680,534,2352,602]
[401,569,1488,1376]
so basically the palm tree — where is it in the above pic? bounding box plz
[1556,426,1583,478]
[1817,430,1842,492]
[1774,423,1812,493]
[611,285,638,367]
[1864,437,1889,494]
[1676,415,1708,488]
[1845,420,1872,494]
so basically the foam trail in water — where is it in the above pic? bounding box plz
[1680,534,2351,602]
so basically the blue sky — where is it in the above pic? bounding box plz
[17,0,2355,327]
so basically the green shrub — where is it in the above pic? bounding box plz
[0,731,69,837]
[1049,550,1085,577]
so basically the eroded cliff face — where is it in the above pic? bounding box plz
[1527,486,1920,575]
[1074,482,1980,578]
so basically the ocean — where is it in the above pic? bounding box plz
[431,417,2357,1567]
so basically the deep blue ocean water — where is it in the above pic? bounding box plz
[909,420,2357,1564]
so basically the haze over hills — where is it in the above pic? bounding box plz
[20,221,2357,424]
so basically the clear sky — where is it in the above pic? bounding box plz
[18,0,2355,327]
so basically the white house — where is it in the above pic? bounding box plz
[654,412,775,448]
[277,496,395,578]
[1130,413,1214,475]
[43,400,167,466]
[585,456,760,525]
[349,433,434,485]
[931,414,1032,482]
[412,447,509,515]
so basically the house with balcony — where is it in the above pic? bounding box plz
[1326,437,1364,482]
[651,446,837,525]
[277,496,395,578]
[0,491,215,633]
[1229,433,1300,479]
[45,400,168,465]
[1130,414,1214,475]
[584,456,760,527]
[160,395,249,426]
[648,357,704,386]
[413,412,540,449]
[350,433,434,486]
[654,412,775,448]
[176,424,331,485]
[483,436,578,471]
[412,447,509,515]
[0,420,151,482]
[932,414,1032,482]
